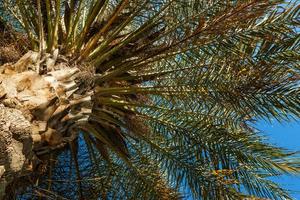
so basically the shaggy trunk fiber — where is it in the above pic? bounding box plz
[0,51,91,198]
[0,104,33,199]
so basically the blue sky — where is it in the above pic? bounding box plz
[257,120,300,199]
[183,120,300,200]
[256,1,300,198]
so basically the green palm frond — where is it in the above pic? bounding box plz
[1,0,300,199]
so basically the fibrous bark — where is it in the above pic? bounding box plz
[0,51,89,199]
[0,104,34,199]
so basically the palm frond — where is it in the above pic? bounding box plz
[1,0,300,199]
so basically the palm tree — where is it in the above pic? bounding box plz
[0,0,299,199]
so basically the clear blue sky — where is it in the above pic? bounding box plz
[257,120,300,199]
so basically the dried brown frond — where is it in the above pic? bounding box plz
[125,113,152,136]
[0,19,29,64]
[0,45,22,64]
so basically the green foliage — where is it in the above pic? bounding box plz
[1,0,300,199]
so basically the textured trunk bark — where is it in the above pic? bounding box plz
[0,104,35,199]
[0,51,91,199]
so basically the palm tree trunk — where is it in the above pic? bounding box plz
[0,104,34,199]
[0,51,88,198]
